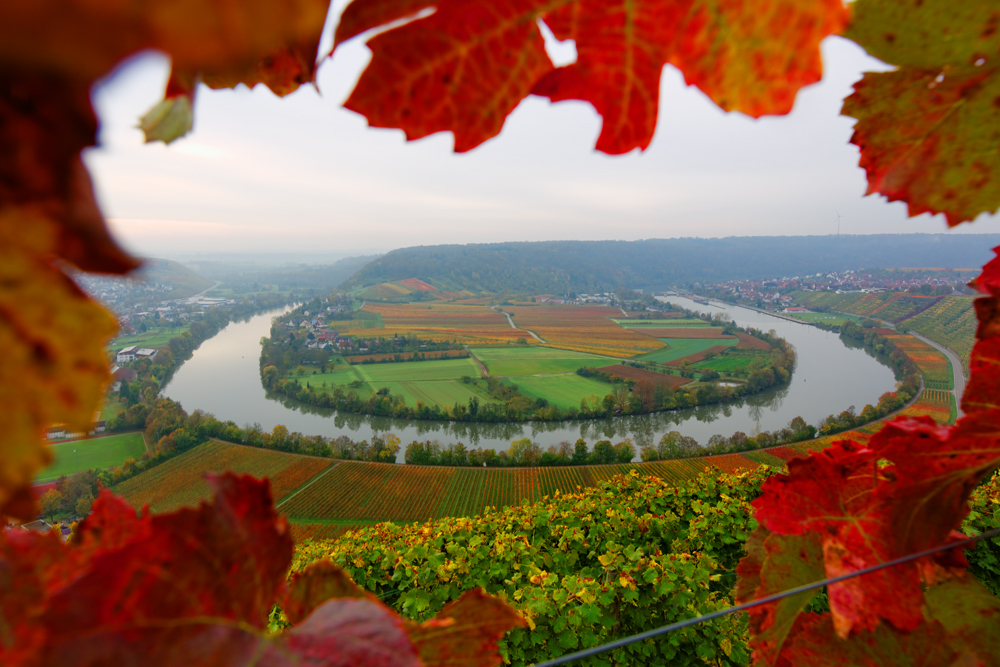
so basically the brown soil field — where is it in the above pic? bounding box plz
[666,345,731,366]
[734,332,770,350]
[345,350,468,363]
[597,365,692,389]
[635,328,733,339]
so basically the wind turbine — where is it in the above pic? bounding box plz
[834,210,844,236]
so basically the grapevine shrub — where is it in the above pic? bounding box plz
[294,469,772,666]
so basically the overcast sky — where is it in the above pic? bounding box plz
[83,3,997,260]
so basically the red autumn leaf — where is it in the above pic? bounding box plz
[842,0,1000,226]
[734,526,824,666]
[779,577,1000,667]
[779,614,963,667]
[35,475,293,667]
[280,559,369,625]
[752,439,926,637]
[341,0,554,153]
[265,597,424,667]
[404,588,527,667]
[924,577,1000,662]
[334,0,434,47]
[965,247,1000,415]
[0,473,523,667]
[0,530,67,665]
[868,415,1000,559]
[336,0,848,154]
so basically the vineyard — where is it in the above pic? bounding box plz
[503,305,666,357]
[360,302,529,345]
[789,290,976,375]
[114,440,333,513]
[880,332,953,387]
[900,296,977,374]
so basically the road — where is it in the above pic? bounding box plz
[493,306,546,343]
[908,330,966,418]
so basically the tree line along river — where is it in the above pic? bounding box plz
[163,297,898,462]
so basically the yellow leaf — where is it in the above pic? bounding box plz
[0,209,117,516]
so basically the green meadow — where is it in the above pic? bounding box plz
[38,432,147,482]
[692,355,757,373]
[786,312,864,325]
[471,347,615,376]
[355,358,481,382]
[513,374,612,411]
[635,338,737,364]
[109,325,189,349]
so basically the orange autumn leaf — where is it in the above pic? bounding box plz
[336,0,848,153]
[842,0,1000,225]
[0,210,117,518]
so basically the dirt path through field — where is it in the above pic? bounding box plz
[276,462,340,510]
[466,347,489,378]
[493,306,547,343]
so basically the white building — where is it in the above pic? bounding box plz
[116,345,138,363]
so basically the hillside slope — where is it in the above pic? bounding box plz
[135,258,214,298]
[342,236,1000,294]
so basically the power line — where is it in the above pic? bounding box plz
[531,527,1000,667]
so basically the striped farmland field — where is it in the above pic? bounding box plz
[114,440,333,513]
[279,461,453,522]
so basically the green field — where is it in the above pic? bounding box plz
[471,347,615,376]
[692,355,756,373]
[38,432,147,481]
[786,312,864,325]
[635,338,737,364]
[355,358,480,382]
[302,368,364,388]
[370,380,493,408]
[100,397,126,420]
[294,359,492,409]
[613,319,708,327]
[296,358,479,388]
[108,325,189,349]
[513,374,613,410]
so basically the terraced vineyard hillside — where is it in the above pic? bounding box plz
[790,291,976,375]
[115,387,953,542]
[114,440,333,513]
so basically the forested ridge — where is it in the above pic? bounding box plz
[341,235,1000,294]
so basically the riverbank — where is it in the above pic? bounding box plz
[164,301,899,458]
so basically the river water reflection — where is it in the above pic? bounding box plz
[163,298,897,461]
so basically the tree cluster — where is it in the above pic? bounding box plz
[404,437,636,467]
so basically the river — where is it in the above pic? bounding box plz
[163,298,897,461]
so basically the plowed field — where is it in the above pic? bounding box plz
[596,365,692,389]
[666,345,731,366]
[734,333,770,350]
